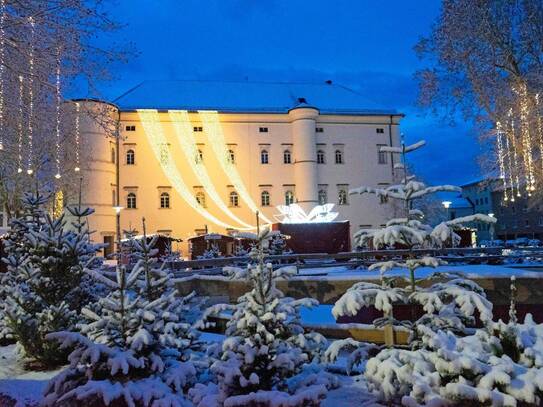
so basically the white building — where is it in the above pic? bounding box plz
[76,80,403,256]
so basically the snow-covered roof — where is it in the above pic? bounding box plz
[113,79,401,115]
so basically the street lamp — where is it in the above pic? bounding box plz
[442,201,452,220]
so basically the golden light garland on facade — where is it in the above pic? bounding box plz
[74,102,80,172]
[198,110,272,224]
[54,48,62,179]
[496,121,508,201]
[17,75,23,173]
[26,16,35,175]
[168,110,253,230]
[0,0,6,151]
[138,109,248,230]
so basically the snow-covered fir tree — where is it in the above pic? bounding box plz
[44,231,203,406]
[190,228,335,407]
[0,191,101,366]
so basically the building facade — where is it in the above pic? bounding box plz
[460,178,500,242]
[492,190,543,241]
[76,80,403,256]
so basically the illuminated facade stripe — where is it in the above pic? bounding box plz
[137,109,244,230]
[168,109,254,229]
[198,110,272,224]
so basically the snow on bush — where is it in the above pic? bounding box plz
[0,192,102,366]
[190,228,336,407]
[43,224,203,407]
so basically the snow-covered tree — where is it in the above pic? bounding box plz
[0,191,101,366]
[44,251,203,406]
[190,228,335,407]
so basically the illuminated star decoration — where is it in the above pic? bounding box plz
[274,203,339,224]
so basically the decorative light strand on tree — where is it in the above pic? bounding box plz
[509,111,522,198]
[536,94,543,177]
[26,16,35,176]
[17,75,23,173]
[516,82,536,194]
[74,102,80,172]
[505,109,517,201]
[496,122,508,202]
[54,48,62,179]
[0,0,6,151]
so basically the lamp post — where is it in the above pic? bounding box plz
[442,201,452,221]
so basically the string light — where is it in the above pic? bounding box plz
[505,110,517,201]
[54,48,61,179]
[169,110,253,230]
[137,109,247,230]
[0,0,6,151]
[26,16,35,176]
[198,110,272,224]
[17,75,23,173]
[536,94,543,177]
[516,82,536,193]
[74,102,80,172]
[496,122,508,202]
[509,111,521,198]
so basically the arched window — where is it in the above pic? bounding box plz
[126,149,135,165]
[283,149,291,164]
[335,150,343,164]
[285,190,294,206]
[195,149,203,164]
[261,149,269,164]
[261,191,270,207]
[229,191,239,207]
[196,191,206,208]
[317,150,325,164]
[318,189,327,205]
[111,147,116,163]
[127,193,137,209]
[160,192,170,208]
[338,189,348,205]
[227,149,235,164]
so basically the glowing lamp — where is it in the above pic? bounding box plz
[26,169,33,175]
[442,201,452,209]
[54,173,61,179]
[17,168,22,174]
[488,213,494,218]
[74,167,80,172]
[113,206,123,214]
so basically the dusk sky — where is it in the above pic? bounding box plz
[94,0,482,186]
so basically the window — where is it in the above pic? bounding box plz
[377,144,387,164]
[334,150,343,164]
[160,192,170,209]
[539,217,543,226]
[193,126,203,132]
[261,149,269,164]
[376,128,384,134]
[317,150,325,164]
[196,192,206,208]
[261,191,270,207]
[111,148,116,163]
[227,149,235,164]
[475,198,479,205]
[259,127,268,133]
[125,125,136,131]
[318,190,327,205]
[316,127,324,133]
[229,191,239,207]
[485,197,489,204]
[285,191,294,205]
[338,188,348,205]
[126,193,136,209]
[126,149,135,165]
[283,149,291,164]
[195,149,203,164]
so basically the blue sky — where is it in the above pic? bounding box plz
[93,0,482,186]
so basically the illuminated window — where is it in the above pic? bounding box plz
[335,150,343,164]
[376,128,384,134]
[261,191,270,206]
[111,147,116,163]
[285,190,294,205]
[126,149,135,165]
[259,127,268,133]
[195,149,203,164]
[283,149,291,164]
[377,144,387,164]
[127,193,137,209]
[338,188,348,205]
[318,189,327,205]
[261,149,269,164]
[160,192,170,208]
[196,191,206,208]
[317,150,325,164]
[229,191,239,207]
[227,149,235,164]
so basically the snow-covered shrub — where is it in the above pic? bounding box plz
[191,228,335,406]
[44,246,203,407]
[0,192,102,366]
